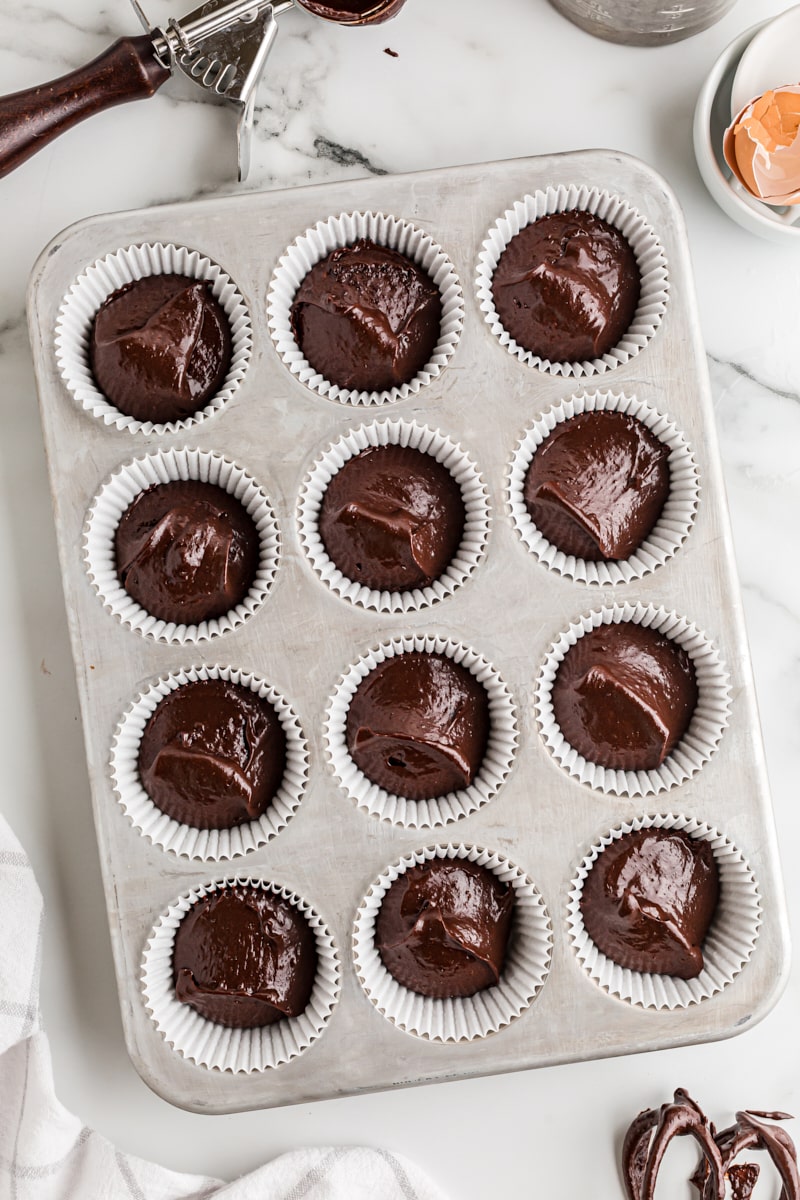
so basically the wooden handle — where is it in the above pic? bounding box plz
[0,36,171,179]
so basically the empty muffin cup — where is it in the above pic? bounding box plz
[111,665,308,860]
[567,813,761,1009]
[142,876,340,1071]
[268,211,464,405]
[56,242,252,436]
[83,447,280,644]
[476,185,668,377]
[298,418,490,612]
[507,390,699,584]
[535,603,731,795]
[353,843,552,1041]
[326,634,518,828]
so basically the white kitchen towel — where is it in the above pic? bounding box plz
[0,814,448,1200]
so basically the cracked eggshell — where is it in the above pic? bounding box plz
[724,85,800,206]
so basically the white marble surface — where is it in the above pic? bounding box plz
[1,0,800,1195]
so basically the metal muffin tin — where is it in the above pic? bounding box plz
[27,151,789,1112]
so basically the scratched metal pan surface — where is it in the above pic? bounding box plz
[27,151,790,1113]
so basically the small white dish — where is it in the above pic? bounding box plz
[694,17,800,242]
[730,3,800,116]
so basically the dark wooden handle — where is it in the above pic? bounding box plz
[0,36,171,179]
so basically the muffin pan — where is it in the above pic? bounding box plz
[27,151,789,1111]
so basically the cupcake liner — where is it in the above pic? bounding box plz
[55,243,252,436]
[141,876,340,1071]
[476,185,669,377]
[111,665,308,860]
[353,843,552,1042]
[298,419,490,612]
[83,447,280,644]
[326,634,518,828]
[535,604,731,796]
[507,391,700,584]
[267,211,464,406]
[567,813,761,1009]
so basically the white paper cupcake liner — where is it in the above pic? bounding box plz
[55,243,252,436]
[298,419,490,612]
[142,876,340,1071]
[111,665,308,860]
[353,843,552,1042]
[508,391,699,584]
[476,185,669,377]
[267,211,464,406]
[567,813,761,1009]
[83,447,280,644]
[326,634,518,828]
[535,604,731,796]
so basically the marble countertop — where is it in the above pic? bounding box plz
[2,0,799,1195]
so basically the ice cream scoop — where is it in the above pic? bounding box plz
[0,0,409,182]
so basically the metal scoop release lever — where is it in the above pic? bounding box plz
[0,0,293,182]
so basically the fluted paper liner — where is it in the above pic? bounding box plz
[476,185,669,377]
[353,844,552,1042]
[567,814,761,1009]
[508,391,699,584]
[142,876,340,1071]
[299,419,490,612]
[267,211,464,405]
[83,448,280,644]
[56,242,252,436]
[535,604,731,795]
[326,634,518,827]
[111,665,308,860]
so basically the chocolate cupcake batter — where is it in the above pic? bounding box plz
[551,622,698,772]
[173,884,316,1028]
[320,444,465,592]
[90,274,232,424]
[114,480,260,626]
[375,858,514,998]
[491,210,640,363]
[290,238,442,392]
[138,679,286,829]
[524,410,671,561]
[346,652,489,801]
[580,828,719,978]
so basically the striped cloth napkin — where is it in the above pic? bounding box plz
[0,814,448,1200]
